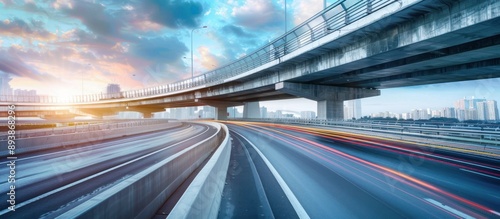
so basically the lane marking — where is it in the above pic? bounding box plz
[248,122,500,164]
[424,198,475,219]
[491,210,500,216]
[0,124,192,165]
[0,124,212,216]
[460,168,500,181]
[233,131,310,219]
[256,123,500,172]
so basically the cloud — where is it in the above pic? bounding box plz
[0,18,57,41]
[0,49,54,82]
[292,0,323,25]
[130,36,188,63]
[198,46,220,70]
[221,24,255,38]
[231,0,284,30]
[60,1,123,38]
[142,0,204,29]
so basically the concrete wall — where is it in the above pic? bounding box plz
[167,124,231,218]
[56,122,228,219]
[0,121,182,156]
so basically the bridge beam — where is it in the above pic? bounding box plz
[275,82,380,120]
[243,102,261,119]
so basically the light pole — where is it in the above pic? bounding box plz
[284,0,287,33]
[191,26,207,79]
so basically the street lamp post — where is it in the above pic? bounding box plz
[191,26,207,79]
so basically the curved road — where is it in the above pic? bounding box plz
[221,122,500,219]
[0,122,217,218]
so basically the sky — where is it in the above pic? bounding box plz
[0,0,499,116]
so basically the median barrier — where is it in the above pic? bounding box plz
[56,122,229,219]
[167,123,231,219]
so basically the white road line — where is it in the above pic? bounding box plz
[491,210,500,216]
[460,168,500,180]
[0,124,192,165]
[233,131,310,219]
[0,125,211,216]
[424,198,475,219]
[368,142,500,172]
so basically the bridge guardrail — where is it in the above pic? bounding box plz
[56,122,228,219]
[0,0,400,104]
[232,118,500,147]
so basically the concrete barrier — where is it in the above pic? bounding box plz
[167,123,231,219]
[0,121,182,156]
[56,122,228,219]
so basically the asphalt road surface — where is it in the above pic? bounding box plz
[220,122,500,219]
[0,122,217,218]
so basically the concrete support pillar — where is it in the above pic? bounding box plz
[194,99,243,120]
[243,102,261,118]
[215,106,229,120]
[317,100,343,120]
[275,82,380,120]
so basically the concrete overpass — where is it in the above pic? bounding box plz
[1,0,500,120]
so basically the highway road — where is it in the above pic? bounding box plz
[220,122,500,219]
[0,122,217,218]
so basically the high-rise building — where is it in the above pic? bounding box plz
[344,99,362,120]
[0,74,13,96]
[431,109,442,118]
[477,102,488,121]
[456,109,466,121]
[153,111,170,119]
[201,106,215,118]
[300,111,316,119]
[454,98,468,110]
[465,109,478,121]
[228,107,240,118]
[468,97,486,110]
[106,84,121,99]
[260,106,268,118]
[401,113,411,120]
[118,111,142,119]
[275,110,283,118]
[14,89,37,96]
[485,100,499,121]
[443,107,456,119]
[169,107,196,119]
[454,97,486,121]
[13,89,39,101]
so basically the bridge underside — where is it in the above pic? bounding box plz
[295,35,500,89]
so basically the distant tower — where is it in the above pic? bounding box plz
[485,100,499,121]
[106,84,121,94]
[260,106,268,118]
[0,74,13,96]
[106,84,121,98]
[344,99,362,120]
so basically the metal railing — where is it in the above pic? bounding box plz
[0,0,398,104]
[231,118,500,145]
